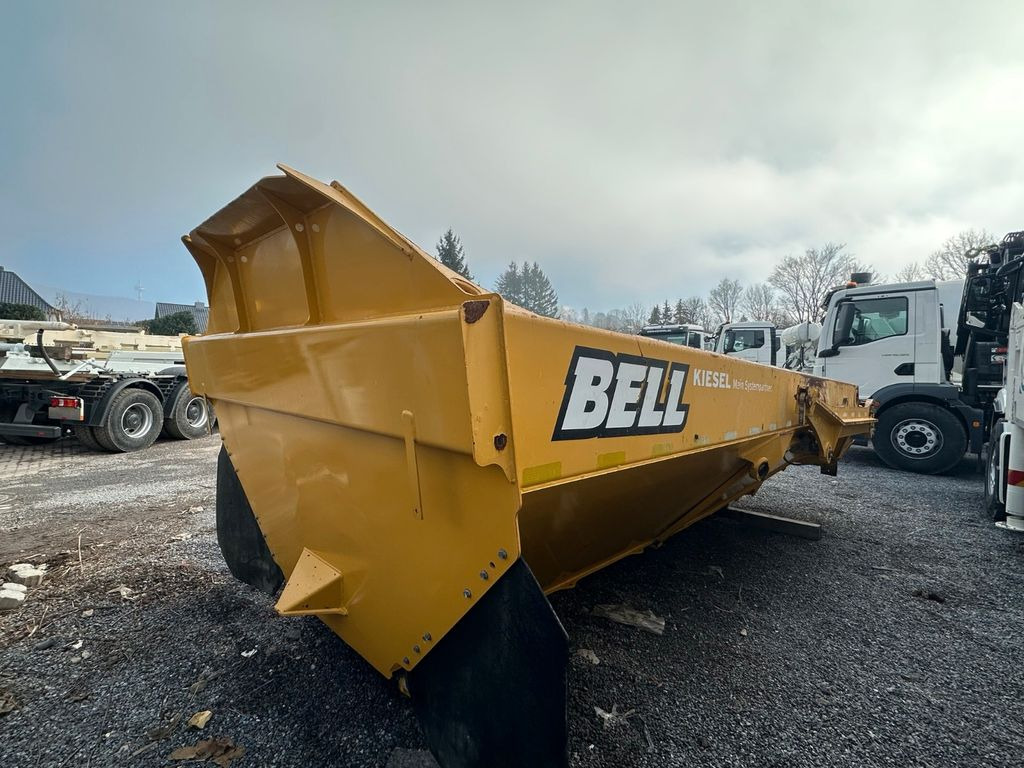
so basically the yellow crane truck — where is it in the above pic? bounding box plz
[181,165,874,768]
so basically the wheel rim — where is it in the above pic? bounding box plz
[121,403,154,438]
[891,418,942,458]
[184,397,208,429]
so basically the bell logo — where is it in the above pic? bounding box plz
[552,346,690,440]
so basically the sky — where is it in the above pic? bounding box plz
[2,1,1023,317]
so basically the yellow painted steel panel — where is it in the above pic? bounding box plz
[183,164,873,679]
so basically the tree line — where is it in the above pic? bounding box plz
[435,227,994,334]
[435,227,560,317]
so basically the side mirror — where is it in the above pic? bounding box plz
[822,301,858,359]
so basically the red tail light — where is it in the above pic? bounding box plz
[50,397,81,408]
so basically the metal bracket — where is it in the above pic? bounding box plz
[402,410,424,520]
[275,549,348,616]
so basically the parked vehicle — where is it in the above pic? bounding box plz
[638,322,707,349]
[954,232,1024,525]
[712,320,819,372]
[0,320,212,451]
[814,277,976,474]
[711,272,990,474]
[713,321,781,365]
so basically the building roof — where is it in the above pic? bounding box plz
[155,301,209,333]
[0,266,58,316]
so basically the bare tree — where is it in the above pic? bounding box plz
[53,292,96,324]
[708,278,743,324]
[924,229,996,280]
[591,308,629,332]
[741,283,778,322]
[621,302,649,334]
[893,262,926,283]
[675,296,709,327]
[768,243,860,323]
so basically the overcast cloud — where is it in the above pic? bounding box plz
[2,1,1022,313]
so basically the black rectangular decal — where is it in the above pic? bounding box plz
[552,346,690,441]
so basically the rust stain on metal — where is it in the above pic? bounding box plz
[463,300,490,324]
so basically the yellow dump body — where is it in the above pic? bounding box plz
[182,165,872,685]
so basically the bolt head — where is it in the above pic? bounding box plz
[479,570,489,581]
[403,656,410,665]
[498,548,508,560]
[413,645,421,654]
[463,588,472,599]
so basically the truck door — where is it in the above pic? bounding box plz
[913,289,941,384]
[820,292,916,397]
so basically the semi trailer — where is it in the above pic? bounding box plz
[181,164,874,768]
[0,320,212,451]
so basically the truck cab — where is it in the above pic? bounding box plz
[713,321,779,365]
[638,323,706,349]
[815,278,983,474]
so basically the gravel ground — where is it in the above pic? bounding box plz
[1,438,1022,767]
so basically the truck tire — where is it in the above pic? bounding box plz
[93,388,164,453]
[73,425,105,452]
[163,385,212,440]
[873,402,967,474]
[985,420,1006,521]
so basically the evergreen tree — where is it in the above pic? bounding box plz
[495,261,559,317]
[662,300,672,324]
[435,228,473,280]
[648,305,662,325]
[149,311,198,336]
[0,302,45,321]
[673,299,686,324]
[495,261,524,304]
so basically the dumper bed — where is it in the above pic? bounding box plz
[182,165,873,768]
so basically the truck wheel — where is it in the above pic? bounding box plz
[873,402,967,474]
[93,389,164,452]
[163,385,211,440]
[73,425,105,452]
[985,420,1006,521]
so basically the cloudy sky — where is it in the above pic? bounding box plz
[2,1,1023,314]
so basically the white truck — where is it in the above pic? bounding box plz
[0,320,213,451]
[814,278,982,474]
[638,323,708,349]
[713,320,820,372]
[988,303,1024,529]
[714,277,984,474]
